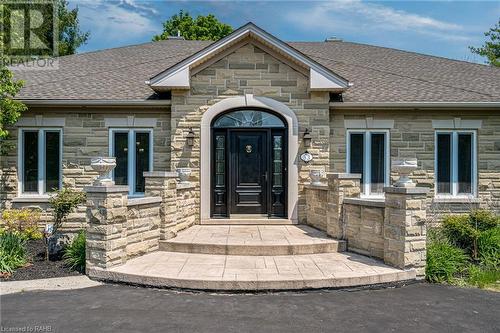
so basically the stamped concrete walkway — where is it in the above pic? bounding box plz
[88,225,415,290]
[90,251,415,290]
[160,225,346,255]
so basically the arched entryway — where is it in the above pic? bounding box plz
[211,109,287,218]
[200,95,298,222]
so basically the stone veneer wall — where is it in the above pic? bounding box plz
[170,42,331,223]
[0,107,171,233]
[330,110,500,217]
[343,199,385,259]
[305,173,428,277]
[144,172,198,240]
[126,198,162,258]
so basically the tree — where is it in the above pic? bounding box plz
[153,10,232,41]
[469,19,500,67]
[56,0,90,56]
[0,64,27,155]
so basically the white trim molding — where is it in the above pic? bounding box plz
[434,130,477,199]
[200,94,299,222]
[148,23,349,92]
[346,129,390,197]
[344,117,394,129]
[432,118,482,129]
[17,128,63,197]
[16,115,65,127]
[105,116,157,128]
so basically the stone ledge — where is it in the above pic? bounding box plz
[127,197,162,207]
[304,183,328,190]
[326,172,362,180]
[12,196,51,203]
[84,185,129,193]
[177,183,196,190]
[143,171,178,178]
[344,197,385,208]
[384,187,429,195]
[433,197,481,204]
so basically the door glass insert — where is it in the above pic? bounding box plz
[215,135,225,187]
[272,135,283,186]
[213,110,285,128]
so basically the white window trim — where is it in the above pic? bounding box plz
[17,128,63,197]
[109,128,154,197]
[434,130,477,199]
[346,129,390,198]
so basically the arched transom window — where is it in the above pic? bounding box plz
[213,110,285,128]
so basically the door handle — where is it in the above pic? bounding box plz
[264,171,268,182]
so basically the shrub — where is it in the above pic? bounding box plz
[49,187,86,234]
[467,265,500,289]
[442,210,500,259]
[1,209,43,240]
[426,239,468,283]
[477,227,500,269]
[0,232,27,274]
[469,210,499,231]
[63,230,86,272]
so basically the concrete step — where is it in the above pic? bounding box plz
[89,251,416,291]
[159,225,346,255]
[201,218,296,225]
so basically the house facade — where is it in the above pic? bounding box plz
[1,23,499,232]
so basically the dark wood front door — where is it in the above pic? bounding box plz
[211,118,287,219]
[230,131,267,215]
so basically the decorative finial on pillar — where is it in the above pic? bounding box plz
[90,157,116,186]
[392,158,418,188]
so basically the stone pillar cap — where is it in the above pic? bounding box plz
[143,171,178,178]
[326,172,362,180]
[84,185,129,193]
[384,187,429,194]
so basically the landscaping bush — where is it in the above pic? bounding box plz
[427,210,500,289]
[467,264,500,289]
[0,232,28,275]
[1,209,43,240]
[63,230,86,272]
[477,227,500,269]
[426,235,468,283]
[442,210,500,259]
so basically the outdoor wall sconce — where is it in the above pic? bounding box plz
[303,128,312,148]
[186,127,195,147]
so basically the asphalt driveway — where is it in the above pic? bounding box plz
[1,283,498,333]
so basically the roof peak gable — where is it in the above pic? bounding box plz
[147,22,350,92]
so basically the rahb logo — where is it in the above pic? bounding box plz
[1,1,58,70]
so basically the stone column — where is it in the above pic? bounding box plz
[144,171,178,240]
[85,185,129,271]
[383,187,429,278]
[326,173,361,239]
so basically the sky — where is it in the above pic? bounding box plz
[70,0,500,64]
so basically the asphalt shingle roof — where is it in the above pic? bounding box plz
[12,39,500,103]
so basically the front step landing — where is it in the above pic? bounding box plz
[88,251,416,291]
[159,225,346,256]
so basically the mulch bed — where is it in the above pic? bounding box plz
[1,239,82,281]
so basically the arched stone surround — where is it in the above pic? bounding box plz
[200,94,299,222]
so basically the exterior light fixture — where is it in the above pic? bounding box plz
[303,128,312,148]
[186,127,195,147]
